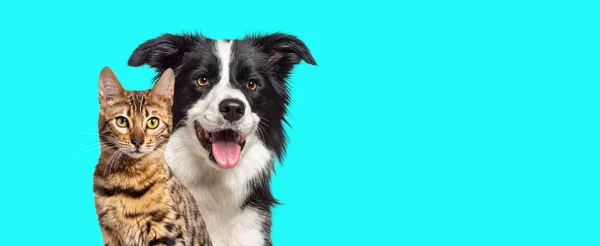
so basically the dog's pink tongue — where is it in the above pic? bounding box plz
[211,131,241,168]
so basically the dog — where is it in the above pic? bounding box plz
[128,32,316,246]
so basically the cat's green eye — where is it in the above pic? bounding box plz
[116,117,128,128]
[147,117,159,129]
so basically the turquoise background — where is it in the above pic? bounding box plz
[1,0,598,245]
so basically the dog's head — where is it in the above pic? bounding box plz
[128,33,316,169]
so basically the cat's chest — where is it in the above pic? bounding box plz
[104,205,180,245]
[96,187,176,244]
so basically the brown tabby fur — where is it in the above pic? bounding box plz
[93,67,212,246]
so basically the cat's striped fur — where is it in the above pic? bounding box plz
[93,67,212,246]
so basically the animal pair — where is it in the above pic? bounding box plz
[93,32,316,246]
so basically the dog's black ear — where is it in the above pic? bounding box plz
[251,33,317,80]
[128,33,199,72]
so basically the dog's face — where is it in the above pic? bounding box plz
[128,33,316,169]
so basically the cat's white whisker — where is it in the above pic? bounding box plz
[75,142,102,152]
[69,132,110,137]
[74,147,102,158]
[102,149,122,176]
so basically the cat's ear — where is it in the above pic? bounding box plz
[128,33,200,72]
[149,68,175,105]
[249,33,317,80]
[98,66,126,104]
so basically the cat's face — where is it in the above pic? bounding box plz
[98,67,175,159]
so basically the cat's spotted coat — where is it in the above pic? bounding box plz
[93,67,212,246]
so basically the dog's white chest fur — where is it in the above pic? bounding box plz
[165,128,272,246]
[186,185,265,246]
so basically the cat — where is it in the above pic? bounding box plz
[93,66,212,246]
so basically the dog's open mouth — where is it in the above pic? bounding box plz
[195,122,247,168]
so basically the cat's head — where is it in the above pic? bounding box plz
[98,67,175,159]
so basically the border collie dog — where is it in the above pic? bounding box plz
[128,33,316,246]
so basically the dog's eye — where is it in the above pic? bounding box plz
[245,80,258,91]
[197,75,210,86]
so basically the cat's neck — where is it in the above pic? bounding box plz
[97,147,166,178]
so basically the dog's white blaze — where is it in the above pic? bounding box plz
[215,40,232,88]
[164,40,274,246]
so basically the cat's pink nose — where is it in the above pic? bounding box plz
[131,137,144,148]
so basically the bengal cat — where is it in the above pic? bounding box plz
[93,67,212,246]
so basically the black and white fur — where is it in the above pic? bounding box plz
[128,33,316,246]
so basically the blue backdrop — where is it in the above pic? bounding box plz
[1,0,598,245]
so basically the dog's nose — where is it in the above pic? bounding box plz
[219,99,245,122]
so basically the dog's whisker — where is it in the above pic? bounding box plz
[173,116,189,130]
